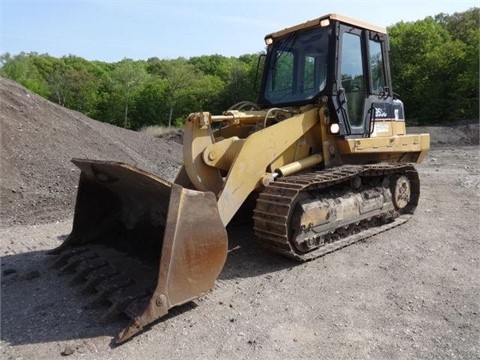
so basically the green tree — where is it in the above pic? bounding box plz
[111,59,148,128]
[130,77,169,129]
[148,58,199,126]
[61,56,104,115]
[46,62,70,106]
[222,54,259,109]
[389,17,467,123]
[436,8,479,119]
[0,52,49,96]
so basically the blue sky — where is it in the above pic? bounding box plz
[1,0,477,62]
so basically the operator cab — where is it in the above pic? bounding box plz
[258,14,404,139]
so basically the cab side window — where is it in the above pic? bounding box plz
[368,40,386,94]
[340,32,365,127]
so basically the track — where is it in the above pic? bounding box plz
[253,164,419,261]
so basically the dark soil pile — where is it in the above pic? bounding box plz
[0,78,183,227]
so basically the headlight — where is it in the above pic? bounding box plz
[330,123,340,134]
[320,19,330,27]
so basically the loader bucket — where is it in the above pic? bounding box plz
[50,159,228,343]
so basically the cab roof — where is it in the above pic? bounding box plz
[265,13,387,41]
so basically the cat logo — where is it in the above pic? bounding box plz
[375,107,388,118]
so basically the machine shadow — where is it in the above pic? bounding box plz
[0,249,197,346]
[220,222,298,281]
[1,223,297,346]
[1,249,124,345]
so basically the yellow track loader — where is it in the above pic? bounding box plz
[50,14,430,343]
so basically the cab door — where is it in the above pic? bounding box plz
[337,25,368,136]
[334,23,393,138]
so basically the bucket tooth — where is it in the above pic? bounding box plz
[99,302,123,323]
[91,274,133,304]
[101,285,148,322]
[122,295,151,320]
[69,258,108,284]
[51,247,89,268]
[80,266,119,294]
[59,251,98,274]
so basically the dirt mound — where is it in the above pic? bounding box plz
[408,122,479,146]
[0,77,183,227]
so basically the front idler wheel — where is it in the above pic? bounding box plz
[390,175,411,212]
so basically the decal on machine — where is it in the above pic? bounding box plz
[374,123,389,133]
[375,107,388,118]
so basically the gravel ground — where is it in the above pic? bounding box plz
[1,78,479,359]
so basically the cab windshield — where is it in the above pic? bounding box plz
[263,27,329,106]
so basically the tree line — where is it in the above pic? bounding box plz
[1,8,477,128]
[0,52,260,129]
[389,8,478,124]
